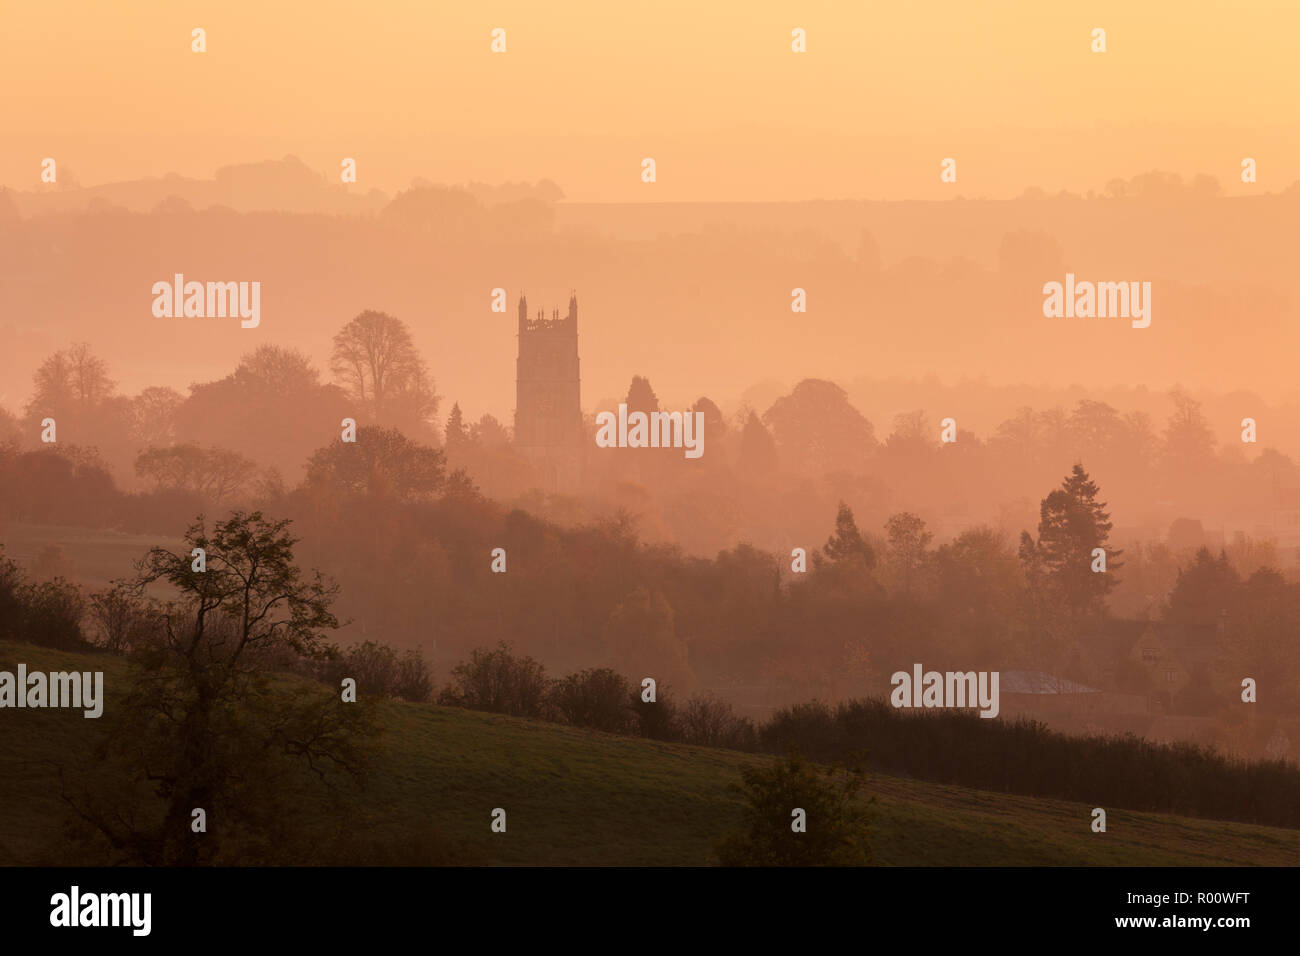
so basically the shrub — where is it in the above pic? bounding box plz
[324,640,434,703]
[439,642,548,718]
[714,752,874,866]
[629,682,681,741]
[548,668,635,733]
[18,577,87,650]
[679,693,757,751]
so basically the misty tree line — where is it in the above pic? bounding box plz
[4,442,1300,720]
[2,328,1297,560]
[2,326,1299,724]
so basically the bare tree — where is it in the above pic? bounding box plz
[26,342,115,418]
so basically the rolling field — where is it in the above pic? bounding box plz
[2,640,1298,866]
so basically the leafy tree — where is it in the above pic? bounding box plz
[439,642,549,718]
[714,752,874,866]
[325,641,433,703]
[629,682,681,741]
[17,578,86,649]
[379,184,486,236]
[1222,569,1300,713]
[26,342,115,418]
[602,587,694,693]
[135,444,259,503]
[679,694,756,750]
[0,546,26,640]
[331,310,438,432]
[1162,389,1217,469]
[129,386,185,446]
[934,528,1023,661]
[884,410,931,455]
[305,425,446,502]
[0,549,87,648]
[61,511,374,864]
[471,413,510,447]
[884,512,932,594]
[547,668,635,733]
[236,343,322,394]
[22,344,134,465]
[762,379,875,475]
[174,346,350,479]
[87,581,161,653]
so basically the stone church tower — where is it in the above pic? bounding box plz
[514,292,585,490]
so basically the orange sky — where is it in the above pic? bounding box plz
[3,0,1298,201]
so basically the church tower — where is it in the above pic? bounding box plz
[514,292,584,490]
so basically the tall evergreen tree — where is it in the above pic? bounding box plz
[823,502,875,568]
[1025,463,1121,613]
[445,403,468,449]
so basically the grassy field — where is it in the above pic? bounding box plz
[0,522,169,591]
[2,638,1298,866]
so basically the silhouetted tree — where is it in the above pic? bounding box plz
[625,375,660,415]
[884,512,932,594]
[331,310,439,434]
[1023,464,1120,614]
[445,403,468,449]
[547,668,635,733]
[762,379,875,475]
[1162,389,1217,470]
[129,386,185,446]
[305,425,446,502]
[61,511,373,864]
[823,502,875,568]
[439,642,548,718]
[135,444,259,504]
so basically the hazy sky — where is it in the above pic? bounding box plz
[4,0,1298,200]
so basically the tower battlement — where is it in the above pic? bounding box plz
[518,291,578,334]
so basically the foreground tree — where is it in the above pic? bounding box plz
[61,511,375,865]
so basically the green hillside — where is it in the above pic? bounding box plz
[2,639,1297,866]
